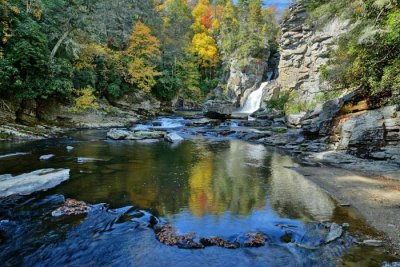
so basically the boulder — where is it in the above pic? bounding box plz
[202,100,233,120]
[0,169,70,197]
[286,112,306,127]
[165,133,184,143]
[252,108,284,120]
[127,130,166,140]
[107,129,131,140]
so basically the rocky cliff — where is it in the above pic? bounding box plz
[277,1,350,101]
[215,51,276,108]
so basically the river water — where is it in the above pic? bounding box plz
[0,118,397,266]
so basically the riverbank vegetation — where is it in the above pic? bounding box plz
[0,0,278,109]
[308,0,400,107]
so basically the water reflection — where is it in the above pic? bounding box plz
[0,138,335,224]
[0,133,397,266]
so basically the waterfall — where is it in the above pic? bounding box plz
[239,82,270,114]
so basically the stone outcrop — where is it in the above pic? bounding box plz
[331,106,400,163]
[202,100,233,120]
[277,1,351,101]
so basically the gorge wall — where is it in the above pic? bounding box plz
[276,1,350,101]
[271,1,400,166]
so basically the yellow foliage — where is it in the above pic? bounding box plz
[127,58,160,93]
[126,22,161,93]
[10,6,20,15]
[189,33,219,68]
[76,43,106,70]
[73,87,99,112]
[127,22,160,59]
[188,156,215,217]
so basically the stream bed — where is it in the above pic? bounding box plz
[0,118,398,266]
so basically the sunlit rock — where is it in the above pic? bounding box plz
[165,133,184,143]
[0,169,70,197]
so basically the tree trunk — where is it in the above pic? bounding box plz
[50,28,73,60]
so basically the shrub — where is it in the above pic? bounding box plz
[72,87,99,112]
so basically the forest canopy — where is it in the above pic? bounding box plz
[0,0,279,107]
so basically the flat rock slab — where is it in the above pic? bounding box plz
[0,169,70,198]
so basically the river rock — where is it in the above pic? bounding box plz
[40,154,55,161]
[252,108,283,120]
[165,133,184,143]
[325,223,343,243]
[202,100,233,120]
[187,118,219,126]
[127,130,166,140]
[107,129,131,140]
[286,112,306,127]
[52,198,89,217]
[154,225,204,249]
[199,237,240,249]
[362,239,383,247]
[0,169,70,197]
[244,233,266,247]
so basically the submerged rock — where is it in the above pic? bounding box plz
[199,237,240,249]
[154,225,203,249]
[77,157,106,163]
[165,133,184,143]
[0,169,70,198]
[244,232,266,247]
[362,239,383,247]
[52,198,89,217]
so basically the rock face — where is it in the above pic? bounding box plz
[331,105,400,162]
[202,100,233,120]
[225,57,269,106]
[277,1,351,101]
[0,169,70,197]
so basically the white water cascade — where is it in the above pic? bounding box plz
[239,82,270,114]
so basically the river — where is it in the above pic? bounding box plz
[0,117,397,266]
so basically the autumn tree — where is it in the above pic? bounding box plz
[189,0,220,73]
[126,22,160,93]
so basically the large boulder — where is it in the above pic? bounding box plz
[165,133,184,143]
[128,131,166,140]
[202,100,233,120]
[107,129,131,140]
[0,169,70,197]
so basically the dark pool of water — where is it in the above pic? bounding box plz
[0,128,397,266]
